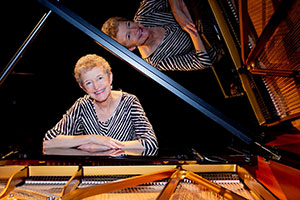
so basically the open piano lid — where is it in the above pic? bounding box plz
[0,0,279,159]
[35,0,282,160]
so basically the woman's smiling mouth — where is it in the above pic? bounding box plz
[95,88,105,95]
[138,27,143,38]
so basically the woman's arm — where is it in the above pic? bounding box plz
[43,135,91,149]
[168,0,207,53]
[121,140,144,149]
[146,47,217,71]
[130,96,158,149]
[168,0,196,33]
[43,135,124,149]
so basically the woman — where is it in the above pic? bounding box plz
[43,54,158,151]
[101,0,218,71]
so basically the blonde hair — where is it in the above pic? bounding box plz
[101,17,128,39]
[74,54,111,87]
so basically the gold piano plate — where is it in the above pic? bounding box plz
[0,163,276,200]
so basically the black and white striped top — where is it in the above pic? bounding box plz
[134,0,217,71]
[44,92,158,149]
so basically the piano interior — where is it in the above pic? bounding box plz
[0,163,276,200]
[1,0,300,199]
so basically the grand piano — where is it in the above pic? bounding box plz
[1,0,300,199]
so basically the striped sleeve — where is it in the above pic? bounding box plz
[43,99,84,141]
[146,47,217,71]
[135,0,219,71]
[134,0,175,26]
[130,95,158,149]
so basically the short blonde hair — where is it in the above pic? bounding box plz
[101,17,128,39]
[74,54,111,87]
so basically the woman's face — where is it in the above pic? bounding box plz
[81,66,112,103]
[116,21,149,50]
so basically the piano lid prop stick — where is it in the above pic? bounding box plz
[0,9,52,87]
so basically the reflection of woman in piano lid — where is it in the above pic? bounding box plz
[101,0,221,71]
[43,54,158,152]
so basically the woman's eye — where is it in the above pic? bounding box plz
[127,34,131,40]
[127,21,130,27]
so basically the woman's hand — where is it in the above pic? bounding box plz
[78,138,144,151]
[87,135,125,150]
[169,0,207,53]
[77,143,125,154]
[169,0,198,36]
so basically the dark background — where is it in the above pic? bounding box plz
[0,0,259,155]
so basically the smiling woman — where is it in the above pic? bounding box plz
[43,54,158,152]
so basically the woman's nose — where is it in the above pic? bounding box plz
[130,26,138,33]
[94,81,102,90]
